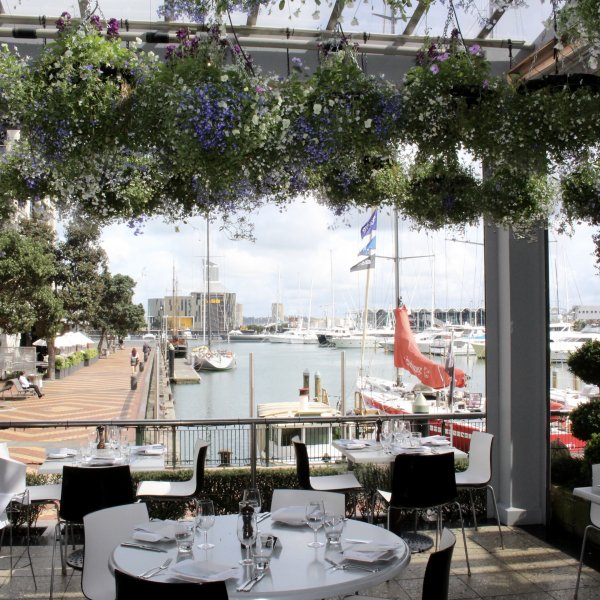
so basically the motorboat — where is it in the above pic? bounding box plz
[550,332,600,362]
[223,330,266,342]
[264,329,318,344]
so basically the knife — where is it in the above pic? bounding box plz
[120,542,167,553]
[243,571,266,592]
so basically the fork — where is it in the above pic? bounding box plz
[139,557,172,579]
[324,558,380,573]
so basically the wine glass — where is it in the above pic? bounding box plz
[305,501,325,548]
[242,487,262,516]
[237,511,257,565]
[196,499,216,549]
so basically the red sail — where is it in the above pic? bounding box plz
[393,307,465,389]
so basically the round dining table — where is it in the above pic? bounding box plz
[110,513,411,599]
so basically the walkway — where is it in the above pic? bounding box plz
[0,347,154,466]
[1,525,600,599]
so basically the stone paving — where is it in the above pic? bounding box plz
[1,525,600,599]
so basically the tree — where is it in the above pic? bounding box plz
[91,273,145,350]
[55,219,108,329]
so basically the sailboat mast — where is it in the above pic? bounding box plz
[393,209,402,386]
[206,218,212,350]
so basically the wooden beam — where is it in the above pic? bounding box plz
[246,6,260,27]
[402,1,427,37]
[326,0,344,31]
[477,7,506,39]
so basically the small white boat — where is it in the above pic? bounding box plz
[192,346,236,371]
[265,329,318,344]
[223,330,266,342]
[550,332,600,362]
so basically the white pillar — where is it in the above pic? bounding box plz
[484,224,549,525]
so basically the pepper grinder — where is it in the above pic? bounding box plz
[96,425,106,450]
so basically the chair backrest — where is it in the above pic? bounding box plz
[390,452,457,509]
[114,569,229,599]
[291,437,312,490]
[464,431,493,485]
[60,465,135,524]
[270,489,345,514]
[82,503,149,600]
[191,439,209,496]
[0,456,26,496]
[0,443,10,459]
[422,528,456,600]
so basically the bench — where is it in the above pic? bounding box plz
[2,378,36,399]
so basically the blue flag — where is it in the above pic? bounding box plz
[360,211,378,239]
[358,236,376,256]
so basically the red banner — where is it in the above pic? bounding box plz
[393,306,465,389]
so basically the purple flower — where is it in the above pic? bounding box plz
[430,64,440,75]
[436,52,449,62]
[176,27,189,40]
[256,86,266,93]
[89,15,102,31]
[107,18,119,38]
[291,57,303,69]
[469,44,481,55]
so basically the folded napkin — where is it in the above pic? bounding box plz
[393,447,430,454]
[89,457,122,466]
[342,542,400,563]
[135,444,165,456]
[270,506,307,526]
[421,435,450,446]
[346,443,367,450]
[132,520,176,542]
[47,449,76,459]
[170,559,239,583]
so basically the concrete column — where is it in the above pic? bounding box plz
[484,224,550,525]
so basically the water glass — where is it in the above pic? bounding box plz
[242,487,262,516]
[410,432,422,447]
[196,499,215,549]
[381,431,393,454]
[175,519,195,553]
[305,501,325,548]
[252,534,275,572]
[323,514,344,545]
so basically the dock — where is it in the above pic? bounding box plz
[172,356,201,384]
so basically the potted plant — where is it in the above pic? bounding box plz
[560,160,600,227]
[54,355,72,379]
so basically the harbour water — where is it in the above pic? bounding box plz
[172,342,579,419]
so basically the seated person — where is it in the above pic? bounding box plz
[18,372,44,398]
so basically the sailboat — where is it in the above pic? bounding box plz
[353,211,474,415]
[192,220,237,372]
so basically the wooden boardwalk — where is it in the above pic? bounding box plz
[0,346,153,468]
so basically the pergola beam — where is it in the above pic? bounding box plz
[326,0,344,31]
[401,1,427,37]
[477,7,506,39]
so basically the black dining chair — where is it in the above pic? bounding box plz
[292,436,362,493]
[377,452,470,576]
[114,569,229,599]
[51,465,135,599]
[342,528,456,600]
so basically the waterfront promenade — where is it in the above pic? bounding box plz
[0,346,157,467]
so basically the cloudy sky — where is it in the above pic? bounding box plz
[99,199,600,322]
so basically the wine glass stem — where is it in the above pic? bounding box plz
[314,529,318,545]
[204,530,208,547]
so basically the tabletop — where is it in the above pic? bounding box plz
[38,446,165,474]
[333,439,468,465]
[573,486,600,504]
[110,513,410,600]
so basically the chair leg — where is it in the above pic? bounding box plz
[574,524,598,599]
[454,501,471,577]
[486,484,504,549]
[468,489,478,530]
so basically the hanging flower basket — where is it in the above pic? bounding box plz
[17,14,155,165]
[560,160,600,226]
[402,32,500,155]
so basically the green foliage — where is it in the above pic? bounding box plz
[83,348,98,360]
[584,433,600,467]
[550,449,588,488]
[567,340,600,387]
[70,351,85,366]
[570,399,600,442]
[560,160,600,227]
[54,355,71,371]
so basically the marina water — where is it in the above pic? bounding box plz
[173,342,578,419]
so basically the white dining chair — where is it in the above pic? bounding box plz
[454,431,503,548]
[270,489,345,515]
[82,502,149,600]
[136,439,208,501]
[0,456,36,587]
[574,464,600,599]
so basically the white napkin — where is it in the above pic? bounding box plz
[47,448,76,459]
[421,436,450,446]
[170,559,239,583]
[136,445,165,455]
[393,447,430,454]
[342,542,400,563]
[270,506,308,526]
[89,457,122,466]
[346,443,367,449]
[132,520,176,542]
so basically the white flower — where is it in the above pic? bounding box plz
[364,118,372,129]
[221,75,229,82]
[313,103,322,115]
